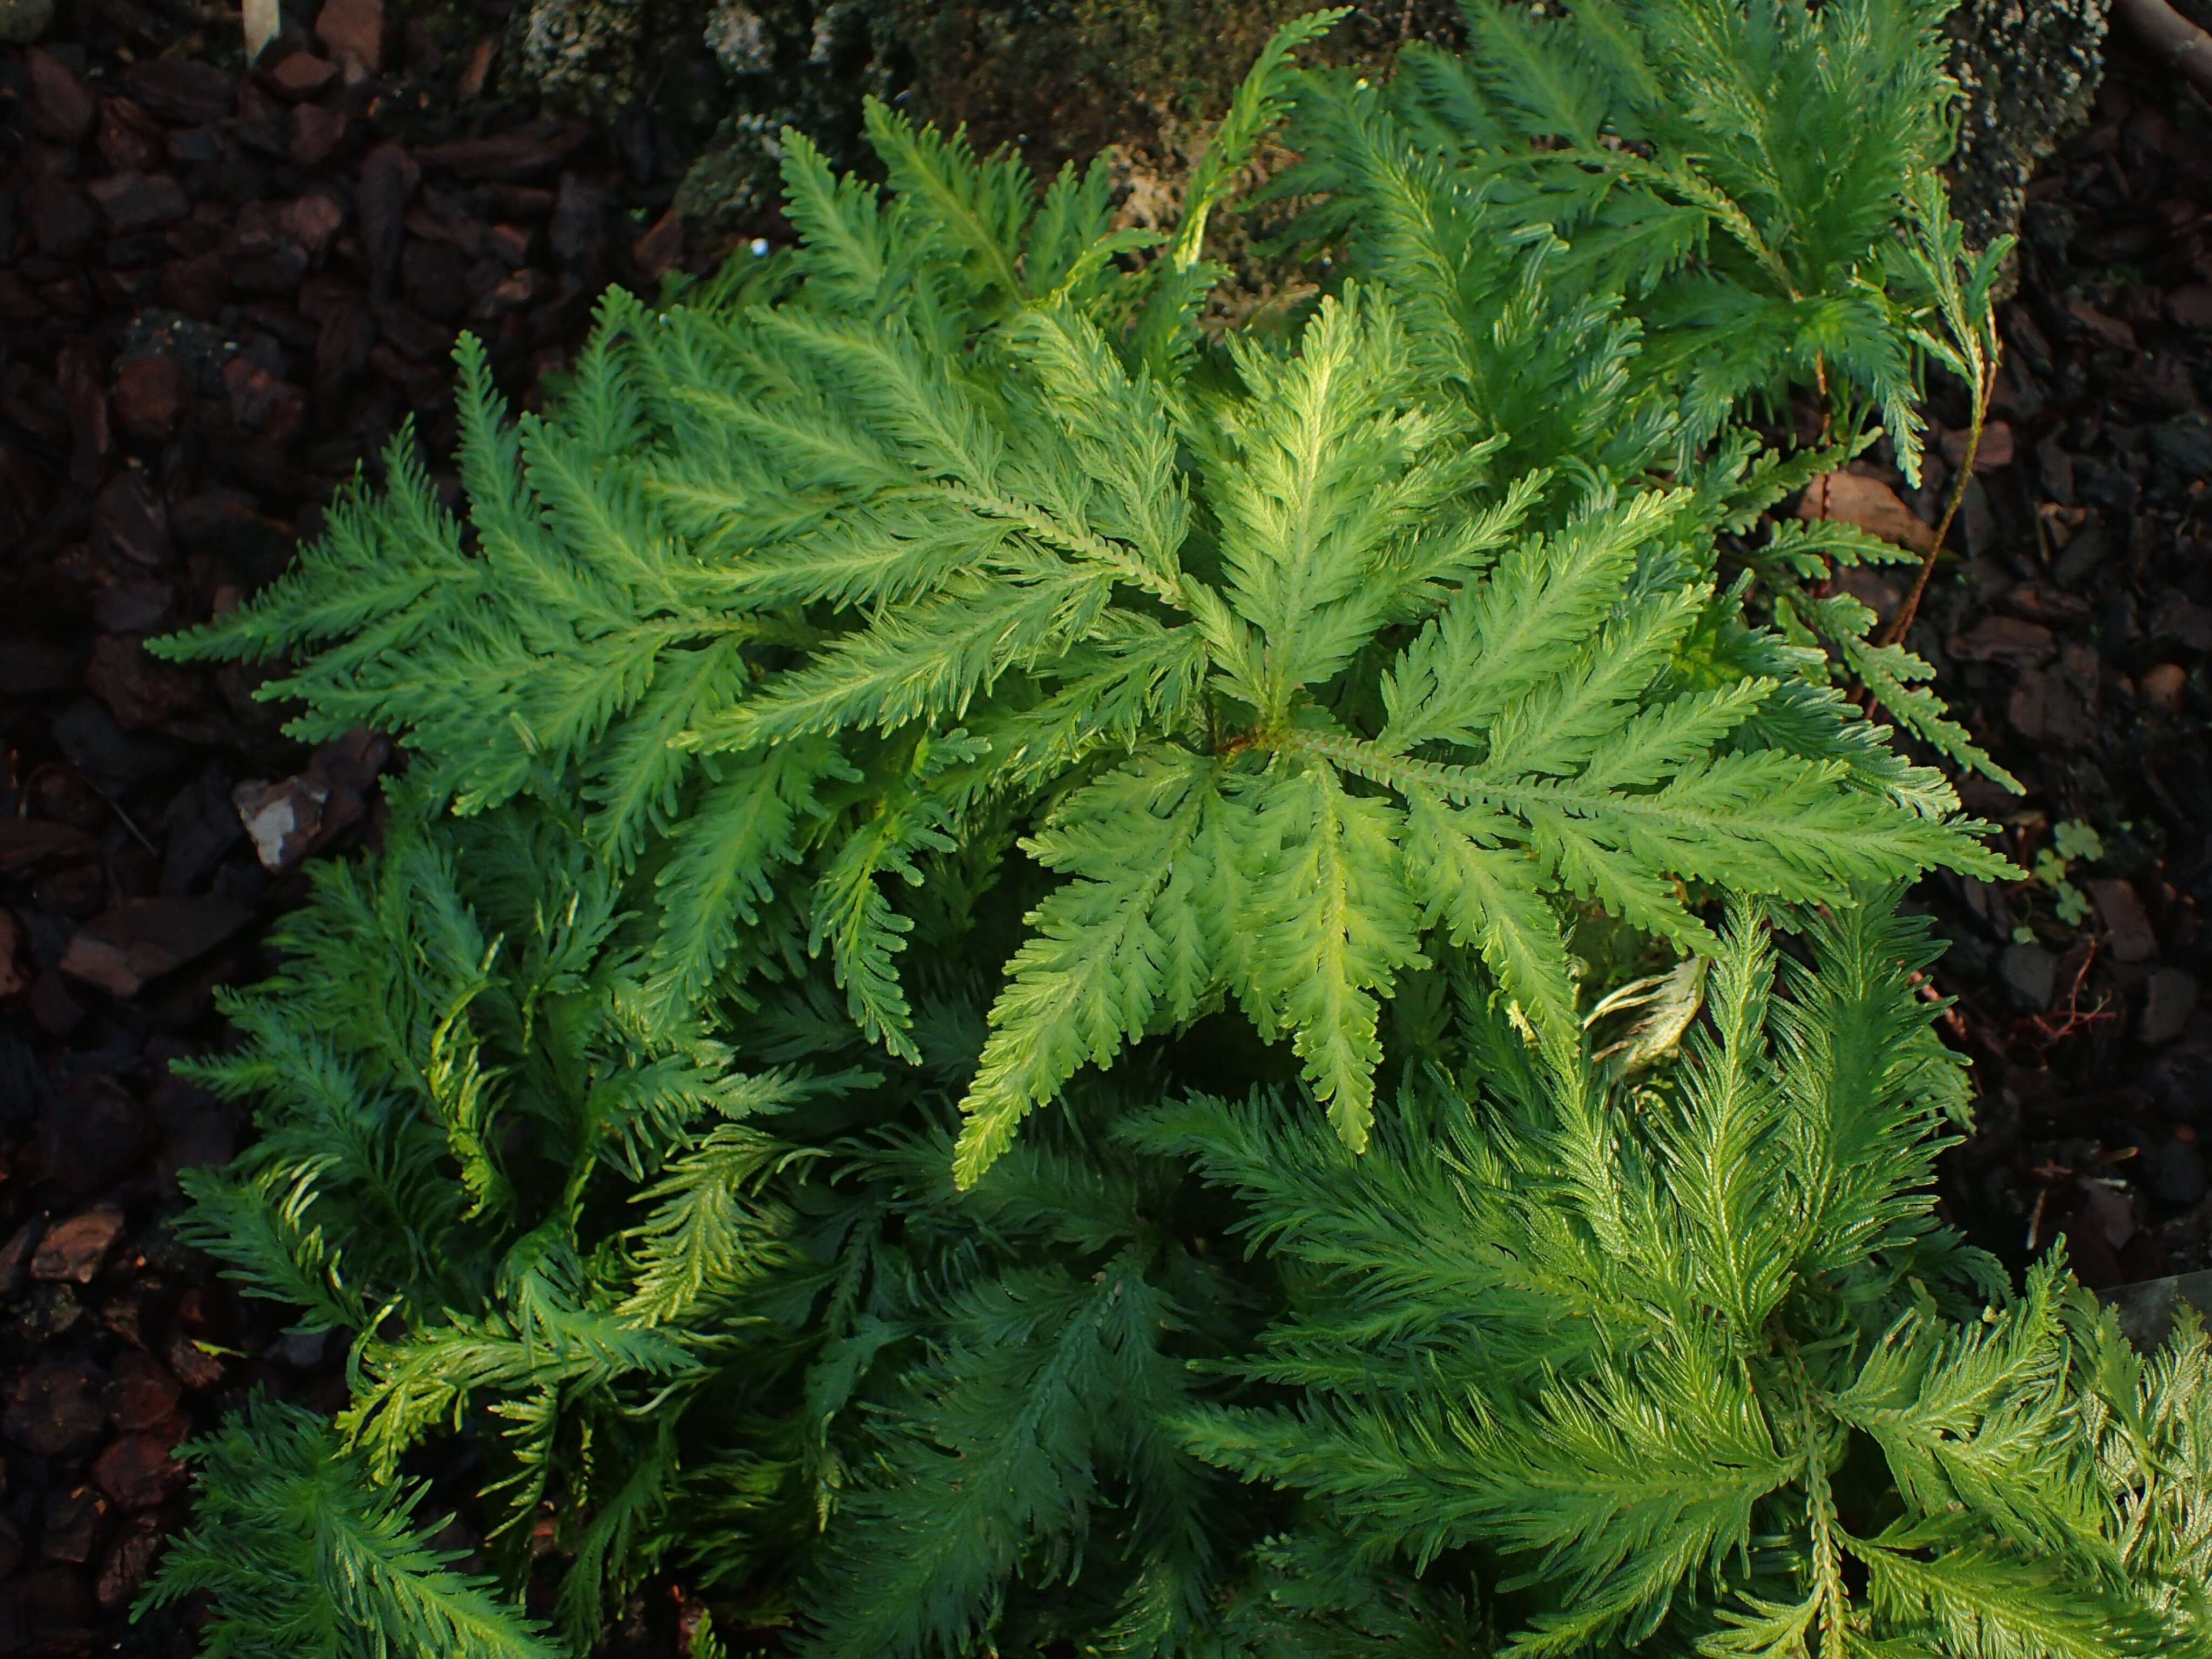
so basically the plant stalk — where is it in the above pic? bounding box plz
[1878,355,1995,648]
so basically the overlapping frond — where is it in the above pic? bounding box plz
[799,1250,1209,1658]
[1154,894,2212,1656]
[152,3,2011,1186]
[138,1399,560,1659]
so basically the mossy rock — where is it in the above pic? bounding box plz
[497,0,1459,244]
[1946,0,2110,297]
[664,1,1467,241]
[501,0,2113,274]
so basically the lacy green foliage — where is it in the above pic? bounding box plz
[140,8,2171,1656]
[147,792,2212,1658]
[159,788,794,1647]
[1282,0,1957,473]
[1743,171,2024,794]
[1277,0,2020,790]
[154,5,2007,1188]
[148,787,1271,1657]
[1194,1528,1486,1658]
[137,1397,562,1659]
[1142,902,2212,1658]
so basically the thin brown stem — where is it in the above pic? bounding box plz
[1877,358,1995,648]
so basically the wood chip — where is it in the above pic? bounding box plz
[1796,470,1937,554]
[59,898,252,998]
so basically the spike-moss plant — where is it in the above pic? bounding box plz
[145,792,2212,1658]
[1275,0,2025,795]
[141,779,1468,1656]
[156,3,2013,1192]
[1145,899,2212,1658]
[135,4,2189,1655]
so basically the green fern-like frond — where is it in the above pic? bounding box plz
[1276,0,2033,813]
[138,783,869,1644]
[1281,0,1963,473]
[138,1397,560,1659]
[150,778,1284,1659]
[154,7,2010,1186]
[1141,893,2212,1657]
[800,1248,1212,1658]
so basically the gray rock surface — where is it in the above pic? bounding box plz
[2000,941,2059,1011]
[2107,1266,2212,1353]
[671,0,909,237]
[500,0,1461,242]
[1945,0,2111,291]
[2143,968,2202,1048]
[507,0,657,108]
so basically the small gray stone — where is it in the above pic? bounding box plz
[2087,879,2158,964]
[2150,418,2212,484]
[0,0,54,45]
[2142,969,2201,1048]
[1999,942,2057,1011]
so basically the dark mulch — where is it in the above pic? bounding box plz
[0,0,727,1648]
[2,2,2210,1653]
[1900,38,2212,1296]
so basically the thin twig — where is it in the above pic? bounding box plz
[1906,968,1967,1041]
[2116,0,2212,98]
[2024,940,2118,1048]
[1878,356,1995,647]
[89,780,160,857]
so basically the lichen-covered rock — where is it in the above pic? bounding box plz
[1945,0,2110,289]
[670,112,790,232]
[673,0,909,237]
[703,0,771,74]
[507,0,654,108]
